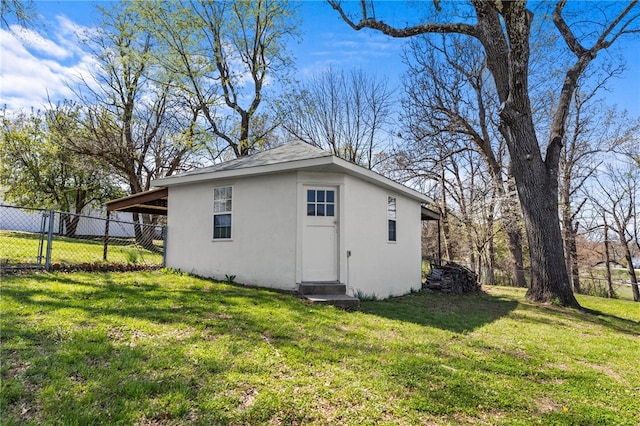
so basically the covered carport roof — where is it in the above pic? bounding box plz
[106,188,168,216]
[421,206,440,221]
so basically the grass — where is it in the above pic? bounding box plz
[1,271,639,425]
[0,231,163,267]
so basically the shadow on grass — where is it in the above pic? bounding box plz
[524,304,640,337]
[360,287,640,336]
[3,272,639,425]
[476,289,640,338]
[360,290,519,334]
[578,307,640,335]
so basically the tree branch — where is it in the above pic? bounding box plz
[327,0,478,38]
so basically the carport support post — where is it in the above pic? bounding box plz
[103,211,110,261]
[44,210,54,271]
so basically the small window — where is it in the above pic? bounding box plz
[307,189,335,217]
[213,186,232,239]
[387,196,396,242]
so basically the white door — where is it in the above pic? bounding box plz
[302,186,338,282]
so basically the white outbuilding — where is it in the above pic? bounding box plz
[151,141,435,303]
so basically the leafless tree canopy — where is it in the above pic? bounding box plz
[138,0,300,158]
[282,68,395,169]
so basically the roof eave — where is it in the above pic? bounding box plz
[330,156,431,204]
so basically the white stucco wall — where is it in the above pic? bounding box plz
[341,175,422,299]
[166,170,423,299]
[166,172,299,290]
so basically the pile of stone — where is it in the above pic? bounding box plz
[424,262,481,294]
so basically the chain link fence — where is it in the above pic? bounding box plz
[1,204,165,271]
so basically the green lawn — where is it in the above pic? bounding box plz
[1,271,639,425]
[0,231,163,267]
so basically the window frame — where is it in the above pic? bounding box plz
[213,186,233,240]
[306,188,336,218]
[387,195,397,242]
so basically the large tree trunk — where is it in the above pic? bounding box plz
[509,157,578,306]
[500,112,579,307]
[132,212,159,252]
[519,180,577,305]
[492,2,578,308]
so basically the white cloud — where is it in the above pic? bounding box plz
[296,30,407,81]
[8,24,71,60]
[55,15,97,57]
[0,21,96,111]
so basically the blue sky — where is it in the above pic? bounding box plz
[1,1,638,117]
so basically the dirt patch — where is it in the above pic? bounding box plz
[578,360,626,384]
[535,397,560,414]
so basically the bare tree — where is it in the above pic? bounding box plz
[400,33,526,287]
[61,4,203,195]
[589,161,640,301]
[283,68,395,169]
[53,4,204,246]
[138,0,299,158]
[559,73,640,293]
[393,126,498,278]
[611,123,640,255]
[559,90,601,294]
[446,147,498,281]
[0,0,36,29]
[329,0,639,307]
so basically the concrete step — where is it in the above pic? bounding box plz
[298,282,346,295]
[302,294,360,310]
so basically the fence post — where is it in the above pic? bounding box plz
[37,211,47,266]
[44,210,55,271]
[103,211,110,261]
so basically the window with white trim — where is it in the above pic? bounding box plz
[213,186,232,239]
[387,196,397,242]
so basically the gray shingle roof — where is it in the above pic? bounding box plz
[180,141,330,177]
